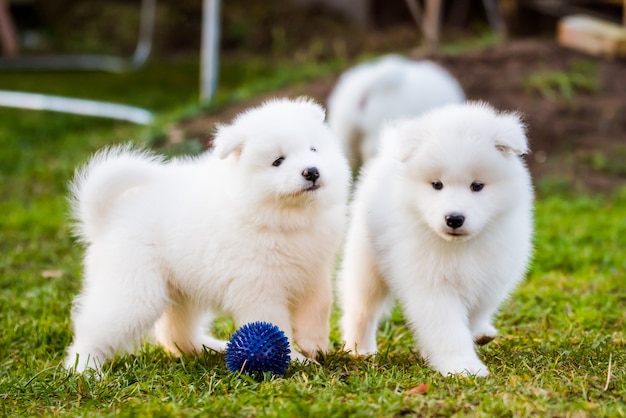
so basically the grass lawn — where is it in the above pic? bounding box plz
[0,55,625,417]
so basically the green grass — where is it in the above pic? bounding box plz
[524,60,600,101]
[440,31,503,56]
[589,147,626,177]
[1,55,625,417]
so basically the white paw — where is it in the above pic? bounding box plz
[434,357,490,377]
[295,337,328,360]
[473,324,498,345]
[342,338,377,356]
[64,349,104,374]
[290,349,319,365]
[195,335,227,352]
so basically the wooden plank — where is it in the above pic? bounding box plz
[557,14,626,58]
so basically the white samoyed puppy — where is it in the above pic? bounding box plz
[64,97,351,373]
[338,102,533,377]
[326,55,465,169]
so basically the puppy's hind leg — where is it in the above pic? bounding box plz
[65,242,169,373]
[337,227,389,355]
[153,290,227,355]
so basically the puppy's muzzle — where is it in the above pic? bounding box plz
[302,167,320,191]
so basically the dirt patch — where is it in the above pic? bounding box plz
[172,39,626,195]
[435,40,626,194]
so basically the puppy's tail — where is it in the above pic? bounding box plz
[69,144,164,243]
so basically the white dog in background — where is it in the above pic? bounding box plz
[326,55,465,169]
[338,102,533,377]
[65,97,351,373]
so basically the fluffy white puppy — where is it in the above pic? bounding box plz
[338,102,533,377]
[327,55,465,169]
[65,97,350,373]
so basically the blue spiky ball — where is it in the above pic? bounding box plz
[226,322,291,376]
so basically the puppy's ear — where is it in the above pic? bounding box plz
[213,123,245,159]
[294,96,326,122]
[383,119,424,163]
[495,112,529,156]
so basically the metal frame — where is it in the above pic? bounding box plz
[0,0,222,123]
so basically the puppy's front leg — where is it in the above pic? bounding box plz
[292,271,332,360]
[402,292,489,377]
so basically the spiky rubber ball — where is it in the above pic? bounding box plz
[226,322,291,376]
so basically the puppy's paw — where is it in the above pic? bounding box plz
[294,334,329,360]
[195,335,228,353]
[342,339,377,356]
[472,323,498,346]
[474,334,495,346]
[64,343,108,374]
[290,350,319,365]
[434,357,490,377]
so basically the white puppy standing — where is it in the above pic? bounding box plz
[338,102,533,377]
[327,55,465,169]
[65,97,350,373]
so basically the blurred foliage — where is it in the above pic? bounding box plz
[12,0,510,62]
[19,0,146,55]
[588,147,626,177]
[13,0,368,59]
[524,60,600,101]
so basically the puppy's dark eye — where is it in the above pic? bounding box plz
[432,181,443,190]
[310,147,317,152]
[272,157,285,167]
[470,182,484,192]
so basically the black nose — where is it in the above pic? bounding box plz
[302,167,320,182]
[445,213,465,229]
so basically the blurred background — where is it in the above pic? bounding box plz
[1,0,625,193]
[2,0,624,58]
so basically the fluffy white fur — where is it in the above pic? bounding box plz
[338,102,533,377]
[65,97,350,373]
[326,55,465,169]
